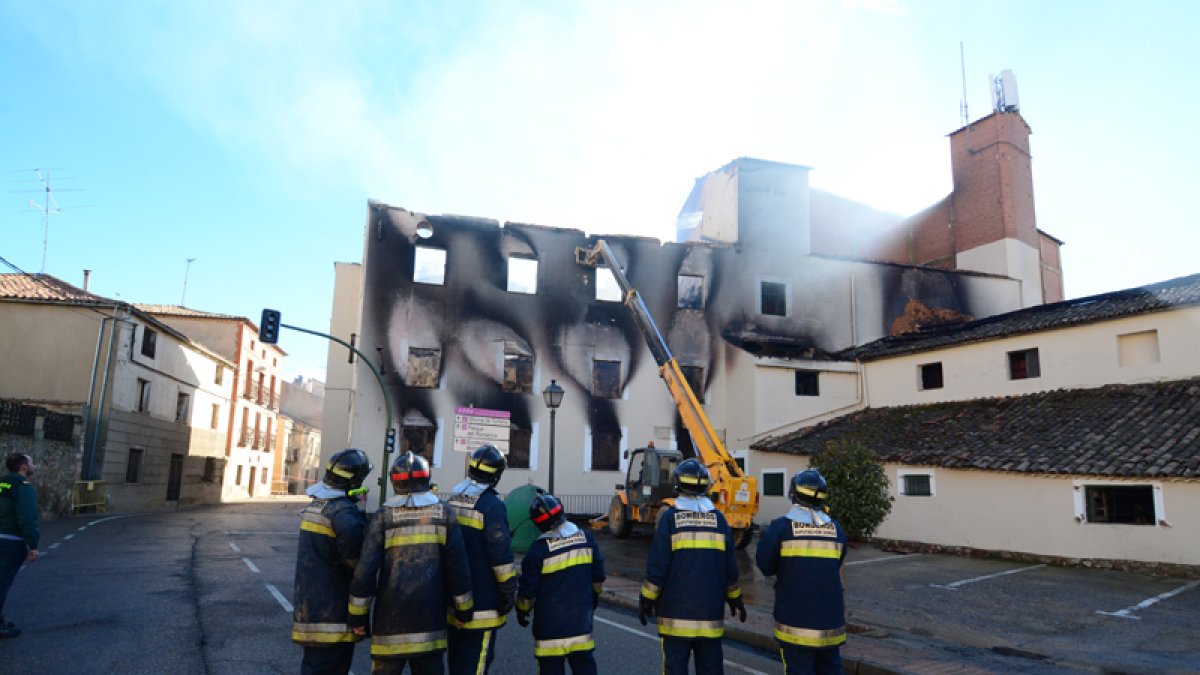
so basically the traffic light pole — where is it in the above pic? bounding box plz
[278,322,396,508]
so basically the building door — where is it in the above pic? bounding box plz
[166,454,183,502]
[248,467,257,497]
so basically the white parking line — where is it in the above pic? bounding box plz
[594,615,768,674]
[266,584,293,612]
[242,557,261,573]
[228,541,241,553]
[846,554,921,566]
[1096,580,1200,620]
[930,564,1046,590]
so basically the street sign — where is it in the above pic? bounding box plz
[453,406,511,454]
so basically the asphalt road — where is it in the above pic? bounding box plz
[0,501,781,675]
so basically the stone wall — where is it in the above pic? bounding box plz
[0,401,84,520]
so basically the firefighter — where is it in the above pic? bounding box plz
[639,458,746,675]
[446,444,516,675]
[349,452,474,675]
[755,469,848,675]
[515,492,606,675]
[292,448,372,675]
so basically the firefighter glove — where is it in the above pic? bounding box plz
[727,596,747,623]
[638,596,655,626]
[454,606,473,627]
[497,594,514,617]
[516,609,530,628]
[592,590,601,610]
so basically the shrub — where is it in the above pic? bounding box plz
[811,439,893,540]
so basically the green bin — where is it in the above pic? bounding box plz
[505,484,545,554]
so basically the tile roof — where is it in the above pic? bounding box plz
[135,304,243,321]
[751,378,1200,478]
[841,273,1200,361]
[0,273,114,305]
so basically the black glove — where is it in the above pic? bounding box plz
[727,596,747,623]
[516,609,530,627]
[454,606,473,627]
[592,590,600,610]
[638,596,655,626]
[497,595,514,617]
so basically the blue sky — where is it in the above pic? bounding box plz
[4,0,1198,380]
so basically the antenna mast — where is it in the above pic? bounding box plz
[959,42,969,127]
[20,169,84,273]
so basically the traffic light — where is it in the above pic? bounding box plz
[259,309,282,344]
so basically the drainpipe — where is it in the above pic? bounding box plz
[83,314,113,477]
[87,309,129,480]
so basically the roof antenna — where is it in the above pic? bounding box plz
[181,257,197,306]
[13,168,89,273]
[959,42,970,127]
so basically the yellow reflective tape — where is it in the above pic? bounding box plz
[726,587,742,599]
[780,547,842,559]
[641,581,661,600]
[447,610,506,630]
[516,597,534,612]
[678,476,703,484]
[469,459,499,473]
[493,563,517,583]
[454,593,474,611]
[534,634,594,657]
[300,520,336,537]
[456,515,485,530]
[670,531,725,552]
[385,533,447,547]
[656,618,723,638]
[476,630,491,674]
[329,466,353,478]
[348,603,369,616]
[774,624,846,648]
[293,629,357,643]
[371,638,448,656]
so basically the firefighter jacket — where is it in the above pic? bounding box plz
[447,485,517,629]
[348,497,474,659]
[0,472,39,550]
[292,494,367,646]
[755,508,848,649]
[516,523,606,657]
[640,504,741,639]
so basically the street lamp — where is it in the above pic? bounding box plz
[542,379,565,495]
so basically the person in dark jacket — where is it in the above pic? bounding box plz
[755,469,848,675]
[446,444,516,675]
[350,452,474,675]
[0,453,39,639]
[292,448,372,674]
[639,458,745,675]
[515,492,605,675]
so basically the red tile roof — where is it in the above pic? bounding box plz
[0,273,114,304]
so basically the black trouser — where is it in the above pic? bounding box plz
[536,650,597,675]
[301,643,356,675]
[661,636,723,675]
[0,539,27,623]
[779,643,843,675]
[448,627,497,675]
[371,652,444,675]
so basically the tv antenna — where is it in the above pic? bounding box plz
[10,168,91,273]
[181,257,197,306]
[959,42,969,127]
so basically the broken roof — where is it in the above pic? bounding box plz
[752,378,1200,478]
[841,273,1200,361]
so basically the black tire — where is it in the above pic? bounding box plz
[608,496,632,538]
[733,527,754,550]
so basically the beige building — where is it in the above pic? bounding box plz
[0,274,235,510]
[280,376,324,493]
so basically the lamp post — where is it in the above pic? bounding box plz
[542,379,565,495]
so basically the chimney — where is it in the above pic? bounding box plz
[83,269,91,292]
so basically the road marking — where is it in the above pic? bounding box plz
[930,564,1046,590]
[594,616,768,674]
[242,557,261,573]
[846,554,921,566]
[77,526,87,532]
[88,515,126,526]
[266,584,293,612]
[228,541,241,553]
[225,531,295,536]
[63,534,74,541]
[49,543,61,550]
[1096,580,1200,620]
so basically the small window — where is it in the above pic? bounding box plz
[1117,330,1160,367]
[1008,348,1040,380]
[1085,485,1155,524]
[406,347,442,388]
[502,342,534,393]
[136,379,151,413]
[414,246,447,285]
[235,464,244,485]
[202,457,217,483]
[595,268,621,302]
[900,473,933,496]
[261,469,268,484]
[760,281,787,317]
[141,328,158,358]
[591,428,622,471]
[592,360,622,399]
[508,427,532,469]
[401,424,438,463]
[794,371,819,397]
[175,393,190,423]
[677,274,704,309]
[250,339,256,351]
[506,256,538,294]
[919,363,944,390]
[125,448,144,483]
[215,364,225,385]
[210,404,220,430]
[762,470,785,497]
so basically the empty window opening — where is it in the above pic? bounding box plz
[141,327,158,358]
[1008,348,1040,380]
[235,464,244,485]
[680,366,705,404]
[137,379,151,413]
[762,470,785,497]
[210,404,221,430]
[899,473,933,496]
[592,360,622,399]
[794,371,819,397]
[591,428,621,472]
[760,281,787,317]
[401,424,438,463]
[506,256,538,294]
[919,363,944,390]
[413,246,447,285]
[677,275,704,309]
[1117,330,1160,368]
[1086,485,1155,525]
[595,268,621,302]
[125,448,144,483]
[502,342,534,394]
[203,457,217,483]
[508,427,532,469]
[406,347,442,388]
[215,364,225,385]
[175,393,190,423]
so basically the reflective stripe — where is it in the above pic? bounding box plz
[492,563,517,583]
[726,586,742,599]
[543,548,593,574]
[592,583,604,594]
[657,617,724,638]
[475,630,492,674]
[455,510,485,530]
[774,623,846,647]
[348,595,371,615]
[470,458,500,473]
[330,466,354,478]
[516,596,534,612]
[300,513,335,537]
[371,630,448,656]
[641,581,661,600]
[447,609,507,629]
[780,539,844,559]
[670,531,726,551]
[292,622,355,643]
[454,592,474,611]
[534,633,595,657]
[385,524,447,548]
